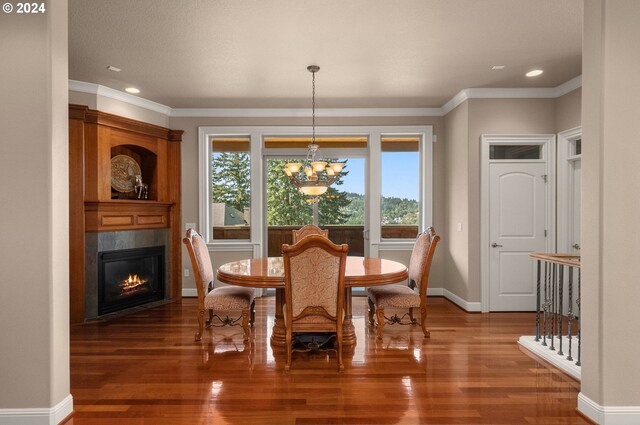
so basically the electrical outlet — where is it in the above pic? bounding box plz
[184,268,190,277]
[457,222,463,232]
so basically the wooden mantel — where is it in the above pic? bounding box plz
[69,104,183,324]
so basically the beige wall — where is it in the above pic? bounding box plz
[169,115,446,291]
[443,102,469,299]
[442,98,558,302]
[581,0,640,409]
[556,88,582,132]
[0,0,70,411]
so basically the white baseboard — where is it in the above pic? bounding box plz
[578,392,640,425]
[442,289,481,312]
[426,287,444,296]
[0,394,73,425]
[182,288,198,297]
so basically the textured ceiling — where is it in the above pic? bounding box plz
[68,0,583,109]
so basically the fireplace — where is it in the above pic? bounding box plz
[98,246,165,315]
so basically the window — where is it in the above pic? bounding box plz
[210,137,251,240]
[489,145,542,160]
[199,126,433,252]
[381,136,420,239]
[573,139,582,156]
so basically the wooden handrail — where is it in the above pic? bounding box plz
[529,253,580,268]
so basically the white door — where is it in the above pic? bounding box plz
[569,159,581,253]
[489,163,548,311]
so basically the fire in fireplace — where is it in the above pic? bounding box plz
[98,246,165,315]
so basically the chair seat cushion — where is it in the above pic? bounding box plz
[367,285,420,309]
[204,286,255,310]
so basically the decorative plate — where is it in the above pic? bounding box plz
[111,155,141,193]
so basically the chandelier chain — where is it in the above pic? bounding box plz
[311,69,316,146]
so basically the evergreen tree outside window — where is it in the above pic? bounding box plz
[210,138,251,240]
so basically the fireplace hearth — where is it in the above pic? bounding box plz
[98,246,165,315]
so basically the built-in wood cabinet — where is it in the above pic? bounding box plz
[69,105,183,324]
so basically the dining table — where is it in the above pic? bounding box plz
[216,256,409,347]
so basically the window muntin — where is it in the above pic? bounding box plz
[381,136,420,239]
[210,137,251,240]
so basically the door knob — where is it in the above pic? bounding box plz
[572,243,581,250]
[491,242,503,248]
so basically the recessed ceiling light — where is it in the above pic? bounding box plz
[106,65,121,72]
[492,65,505,70]
[526,69,544,77]
[125,87,140,94]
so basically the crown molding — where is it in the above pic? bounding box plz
[69,80,172,116]
[69,75,582,119]
[440,75,583,115]
[169,107,441,118]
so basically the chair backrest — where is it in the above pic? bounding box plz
[408,227,440,298]
[282,235,348,328]
[183,229,213,302]
[292,224,329,244]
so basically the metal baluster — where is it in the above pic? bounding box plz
[550,263,556,351]
[566,265,574,361]
[535,260,541,341]
[542,261,548,346]
[576,268,581,366]
[557,264,564,356]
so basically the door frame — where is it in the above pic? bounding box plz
[557,126,582,253]
[480,134,556,312]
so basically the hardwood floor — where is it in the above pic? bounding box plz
[65,296,591,425]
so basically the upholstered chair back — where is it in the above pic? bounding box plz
[292,224,329,244]
[183,229,213,299]
[408,227,440,296]
[283,235,348,325]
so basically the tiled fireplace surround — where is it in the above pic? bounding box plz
[84,229,171,320]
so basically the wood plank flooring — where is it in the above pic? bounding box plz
[64,296,591,424]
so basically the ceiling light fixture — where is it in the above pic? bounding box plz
[125,87,140,94]
[491,65,505,70]
[526,69,544,77]
[107,65,121,72]
[283,65,344,225]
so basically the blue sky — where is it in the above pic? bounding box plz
[336,153,419,200]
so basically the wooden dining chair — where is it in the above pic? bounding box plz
[292,224,328,243]
[282,235,349,372]
[367,227,440,339]
[183,229,256,342]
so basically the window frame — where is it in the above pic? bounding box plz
[199,125,433,256]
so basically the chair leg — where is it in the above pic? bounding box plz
[206,309,214,327]
[337,326,344,373]
[241,309,251,341]
[409,308,417,324]
[368,298,376,326]
[249,300,256,327]
[195,309,205,342]
[285,330,292,372]
[376,308,386,340]
[420,306,430,338]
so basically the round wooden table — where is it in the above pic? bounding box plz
[216,256,408,347]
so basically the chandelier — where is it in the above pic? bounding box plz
[284,65,344,197]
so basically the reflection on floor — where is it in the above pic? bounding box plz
[66,296,589,425]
